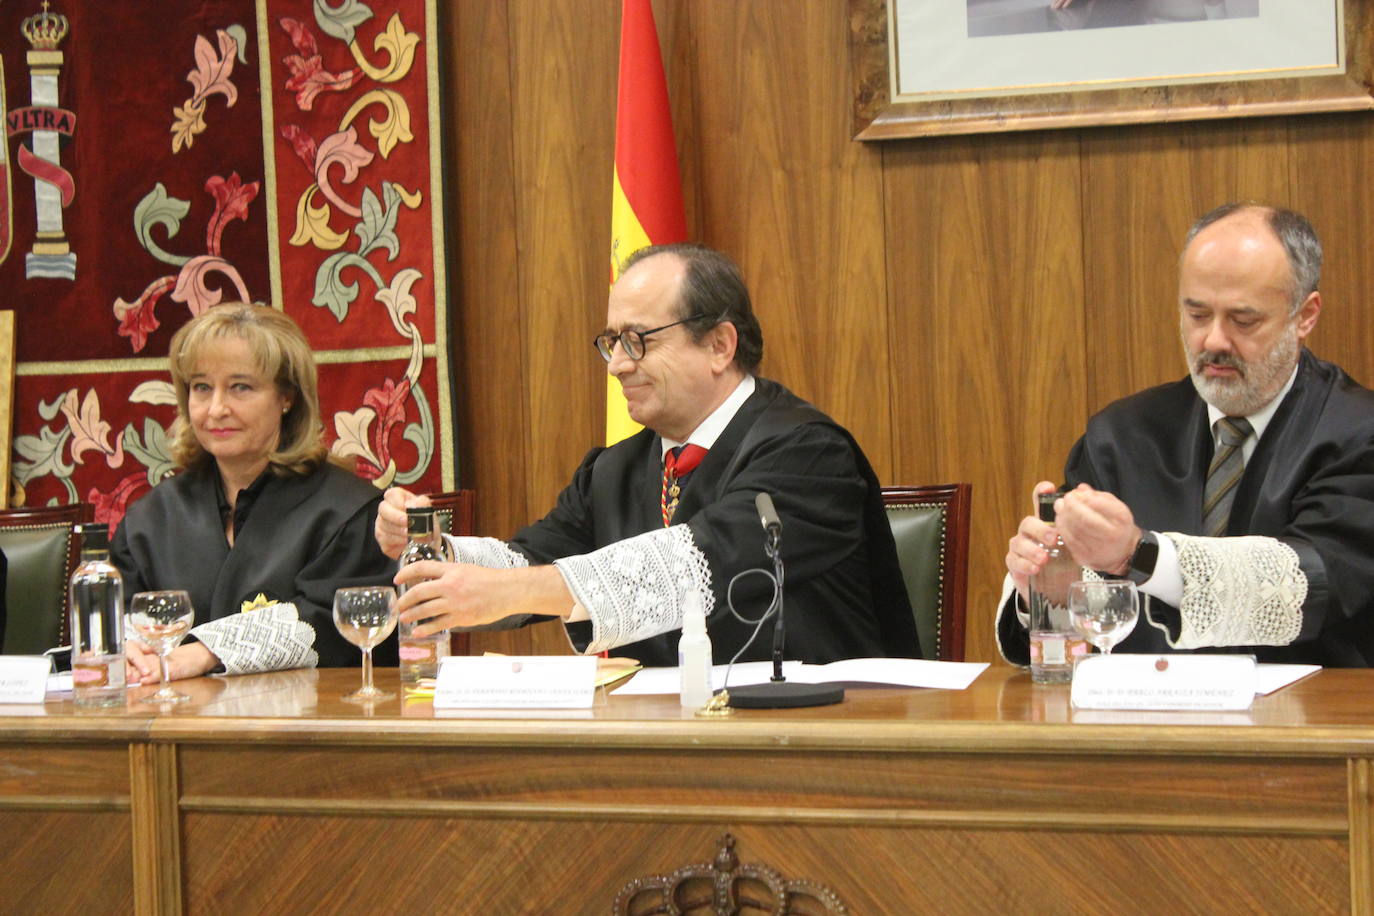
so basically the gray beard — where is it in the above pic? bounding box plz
[1187,326,1299,417]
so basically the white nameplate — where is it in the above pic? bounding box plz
[433,656,596,709]
[1071,654,1256,711]
[0,656,53,703]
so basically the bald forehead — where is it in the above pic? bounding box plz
[606,251,690,331]
[618,251,686,292]
[1183,211,1289,277]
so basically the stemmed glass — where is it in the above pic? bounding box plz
[127,590,195,704]
[333,586,398,703]
[1067,580,1140,656]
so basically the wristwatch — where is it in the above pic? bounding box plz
[1122,530,1159,585]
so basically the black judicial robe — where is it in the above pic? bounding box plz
[999,350,1374,667]
[510,378,919,667]
[111,461,396,668]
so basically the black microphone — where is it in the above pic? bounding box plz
[727,490,844,710]
[755,492,781,555]
[753,492,786,680]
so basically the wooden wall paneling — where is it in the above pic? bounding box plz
[1293,5,1374,390]
[1080,119,1292,413]
[448,0,541,657]
[446,1,527,540]
[1287,113,1374,389]
[487,0,620,658]
[685,0,894,478]
[508,0,617,513]
[656,0,700,240]
[883,132,1087,666]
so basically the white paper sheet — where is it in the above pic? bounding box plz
[610,658,987,695]
[790,658,988,690]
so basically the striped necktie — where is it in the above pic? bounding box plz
[661,444,707,526]
[1202,416,1253,537]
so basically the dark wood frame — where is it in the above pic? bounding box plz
[881,483,971,662]
[849,0,1374,140]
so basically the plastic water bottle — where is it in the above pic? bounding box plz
[678,590,713,708]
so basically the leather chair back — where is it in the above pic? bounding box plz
[882,485,971,662]
[0,503,93,655]
[427,490,475,538]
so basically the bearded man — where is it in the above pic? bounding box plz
[999,203,1374,666]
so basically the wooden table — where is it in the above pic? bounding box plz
[3,665,1371,914]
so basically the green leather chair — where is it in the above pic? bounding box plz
[882,484,971,662]
[0,503,93,655]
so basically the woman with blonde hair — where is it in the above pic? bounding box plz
[113,303,395,682]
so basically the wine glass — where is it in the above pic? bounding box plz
[1067,580,1139,656]
[127,590,195,704]
[333,586,399,703]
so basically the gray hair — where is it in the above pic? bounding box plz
[1184,203,1321,315]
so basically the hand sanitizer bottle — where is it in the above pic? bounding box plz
[678,590,713,709]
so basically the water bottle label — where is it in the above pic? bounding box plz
[400,642,436,662]
[1032,635,1066,666]
[73,662,110,686]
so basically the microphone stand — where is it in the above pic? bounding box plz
[766,525,785,683]
[727,494,845,709]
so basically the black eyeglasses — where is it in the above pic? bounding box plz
[594,314,706,362]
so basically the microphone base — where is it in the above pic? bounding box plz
[726,681,844,709]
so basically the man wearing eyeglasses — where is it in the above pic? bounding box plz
[376,242,918,666]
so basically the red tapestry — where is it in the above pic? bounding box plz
[0,0,454,526]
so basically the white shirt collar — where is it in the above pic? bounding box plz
[1205,358,1300,462]
[660,374,756,458]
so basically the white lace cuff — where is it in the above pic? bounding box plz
[553,526,714,655]
[1164,532,1307,649]
[190,603,320,675]
[442,534,530,569]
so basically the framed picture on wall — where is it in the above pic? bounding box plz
[850,0,1374,139]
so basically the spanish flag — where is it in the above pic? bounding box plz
[607,0,687,444]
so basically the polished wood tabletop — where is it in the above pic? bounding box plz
[6,664,1372,756]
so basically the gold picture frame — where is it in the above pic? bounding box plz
[851,0,1374,140]
[0,310,13,509]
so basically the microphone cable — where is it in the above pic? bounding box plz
[714,561,783,693]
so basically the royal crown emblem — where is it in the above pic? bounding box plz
[13,0,77,280]
[21,2,68,52]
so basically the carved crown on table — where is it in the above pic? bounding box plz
[614,832,847,915]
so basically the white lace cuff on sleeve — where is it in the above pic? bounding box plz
[1164,532,1307,649]
[442,534,530,569]
[190,603,319,675]
[553,525,714,655]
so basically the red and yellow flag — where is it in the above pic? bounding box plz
[607,0,687,444]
